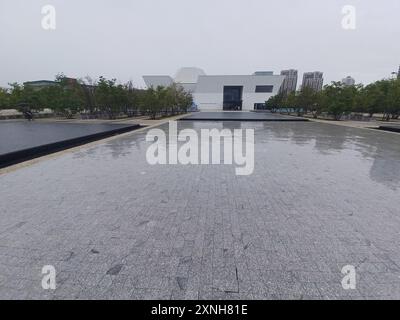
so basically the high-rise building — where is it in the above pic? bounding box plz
[301,72,324,92]
[279,69,298,95]
[342,76,355,86]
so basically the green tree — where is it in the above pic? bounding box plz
[169,84,193,114]
[139,84,192,119]
[49,75,85,117]
[79,76,97,114]
[320,82,357,120]
[95,77,121,119]
[141,87,161,119]
[284,92,297,111]
[176,86,193,113]
[0,87,10,109]
[296,87,317,115]
[265,93,285,112]
[383,79,400,120]
[357,84,376,117]
[124,81,141,117]
[311,91,324,119]
[9,83,43,111]
[8,83,24,108]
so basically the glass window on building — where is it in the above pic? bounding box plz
[255,85,273,93]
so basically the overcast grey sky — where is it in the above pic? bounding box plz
[0,0,399,88]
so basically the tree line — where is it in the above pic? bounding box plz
[0,74,193,120]
[265,78,400,121]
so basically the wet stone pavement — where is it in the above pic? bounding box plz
[0,121,400,299]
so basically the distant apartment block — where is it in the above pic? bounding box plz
[301,72,324,92]
[342,76,355,86]
[24,78,79,91]
[280,69,298,95]
[23,80,58,91]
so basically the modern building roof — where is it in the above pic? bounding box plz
[173,67,206,84]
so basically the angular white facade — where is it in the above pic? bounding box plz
[143,68,284,111]
[142,75,173,88]
[194,75,284,111]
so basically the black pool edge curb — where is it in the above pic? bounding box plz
[377,126,400,133]
[0,124,143,169]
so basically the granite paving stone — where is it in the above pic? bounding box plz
[0,121,400,299]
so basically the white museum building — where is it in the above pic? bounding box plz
[143,68,284,111]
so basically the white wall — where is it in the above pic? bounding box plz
[194,75,284,111]
[143,76,174,88]
[193,93,223,110]
[142,73,285,111]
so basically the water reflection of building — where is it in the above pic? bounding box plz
[357,137,400,190]
[265,122,400,190]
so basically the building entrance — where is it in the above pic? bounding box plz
[223,86,243,111]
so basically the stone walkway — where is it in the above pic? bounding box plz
[0,121,400,299]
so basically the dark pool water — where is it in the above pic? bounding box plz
[0,121,135,155]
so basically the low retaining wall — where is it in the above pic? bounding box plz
[180,117,309,122]
[378,125,400,133]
